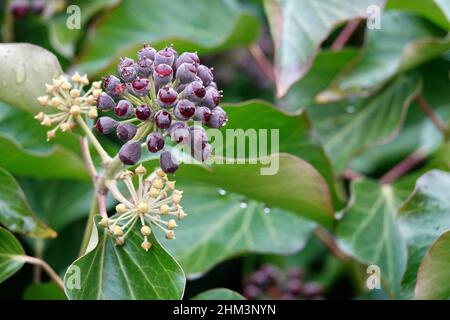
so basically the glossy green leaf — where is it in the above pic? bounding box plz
[321,12,450,101]
[263,0,384,97]
[171,153,335,228]
[414,231,450,299]
[0,43,62,113]
[0,102,88,180]
[0,167,56,238]
[23,282,66,300]
[386,0,450,30]
[222,100,344,209]
[65,216,185,300]
[160,182,315,275]
[398,170,450,298]
[0,227,25,284]
[192,288,245,300]
[337,180,407,297]
[310,74,421,173]
[76,0,259,76]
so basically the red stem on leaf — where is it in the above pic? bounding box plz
[331,19,361,51]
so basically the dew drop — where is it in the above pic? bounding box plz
[15,64,26,84]
[346,105,355,113]
[263,206,271,214]
[240,201,248,209]
[217,189,227,196]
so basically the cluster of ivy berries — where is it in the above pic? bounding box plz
[95,44,227,173]
[243,265,324,300]
[10,0,45,19]
[100,165,186,250]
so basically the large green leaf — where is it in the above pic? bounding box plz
[263,0,384,97]
[192,288,244,300]
[222,100,344,209]
[0,102,88,180]
[170,153,335,228]
[386,0,450,30]
[414,230,450,299]
[0,43,62,113]
[76,0,259,76]
[321,11,450,101]
[398,170,450,298]
[160,182,315,275]
[0,227,25,284]
[65,216,185,300]
[337,180,407,298]
[23,282,66,300]
[0,167,56,238]
[309,74,421,173]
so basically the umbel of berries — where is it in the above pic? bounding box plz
[94,43,227,173]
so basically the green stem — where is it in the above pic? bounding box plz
[76,116,111,164]
[79,195,98,257]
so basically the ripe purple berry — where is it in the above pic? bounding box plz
[94,117,118,134]
[171,125,190,144]
[174,99,195,120]
[157,86,178,107]
[201,87,221,108]
[11,0,29,19]
[135,105,152,121]
[175,52,200,69]
[102,75,121,96]
[119,141,142,165]
[153,63,173,87]
[197,65,214,86]
[120,66,137,82]
[192,142,212,162]
[154,110,172,129]
[146,132,165,153]
[31,0,45,15]
[116,123,137,141]
[160,151,179,174]
[184,80,206,102]
[154,47,177,67]
[175,63,197,84]
[137,44,156,61]
[96,93,116,111]
[114,100,134,118]
[207,106,228,128]
[137,58,153,77]
[131,77,150,96]
[194,106,212,124]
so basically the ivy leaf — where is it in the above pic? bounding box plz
[263,0,384,97]
[0,167,56,239]
[23,282,66,300]
[0,227,25,284]
[76,0,259,76]
[321,12,450,101]
[337,180,407,298]
[0,44,62,113]
[309,73,421,173]
[0,102,88,180]
[65,216,185,300]
[160,182,315,275]
[414,231,450,299]
[222,100,344,209]
[398,170,450,298]
[192,288,245,300]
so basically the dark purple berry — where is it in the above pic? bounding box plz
[175,83,187,94]
[137,58,153,77]
[114,100,134,118]
[287,267,304,280]
[154,110,172,129]
[131,77,150,96]
[171,126,190,144]
[119,66,137,82]
[146,132,165,153]
[243,284,261,300]
[160,151,179,174]
[102,75,121,97]
[175,63,197,84]
[154,47,177,67]
[202,143,212,160]
[201,87,221,108]
[153,63,173,87]
[118,57,136,71]
[116,123,137,141]
[119,141,142,165]
[287,279,303,296]
[11,0,29,19]
[174,99,195,120]
[96,93,116,111]
[302,283,323,298]
[197,64,214,86]
[135,105,152,121]
[137,44,156,61]
[207,106,227,128]
[31,0,45,15]
[94,117,118,134]
[157,86,178,107]
[175,52,200,69]
[184,80,206,102]
[194,106,212,124]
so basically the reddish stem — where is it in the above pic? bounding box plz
[331,19,360,51]
[416,95,449,140]
[379,149,427,185]
[248,43,275,82]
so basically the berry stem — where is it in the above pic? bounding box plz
[105,179,134,207]
[76,116,112,164]
[379,149,427,185]
[21,256,64,291]
[80,137,97,184]
[416,95,449,140]
[248,43,275,82]
[78,195,99,256]
[331,19,360,50]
